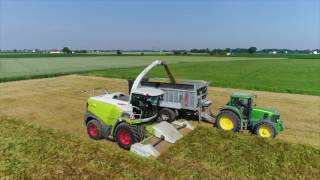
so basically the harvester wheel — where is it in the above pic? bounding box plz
[215,111,241,132]
[114,123,145,150]
[158,108,176,122]
[86,119,104,140]
[254,121,277,138]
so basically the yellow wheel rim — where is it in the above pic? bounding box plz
[258,125,272,138]
[219,116,234,131]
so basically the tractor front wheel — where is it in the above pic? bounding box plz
[215,111,241,132]
[86,119,104,140]
[114,123,145,150]
[254,121,277,138]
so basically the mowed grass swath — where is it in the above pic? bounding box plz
[0,56,256,80]
[1,116,319,179]
[86,58,320,96]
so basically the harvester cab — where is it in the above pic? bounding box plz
[130,87,164,119]
[215,93,284,138]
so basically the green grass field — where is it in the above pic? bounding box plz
[86,58,320,96]
[1,116,319,179]
[0,56,272,81]
[1,56,319,95]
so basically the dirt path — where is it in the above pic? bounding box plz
[0,75,319,147]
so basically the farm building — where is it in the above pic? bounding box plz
[269,50,277,54]
[49,49,62,54]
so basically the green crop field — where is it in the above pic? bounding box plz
[0,55,276,81]
[1,116,319,179]
[1,55,319,95]
[85,58,320,96]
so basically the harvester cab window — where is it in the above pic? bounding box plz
[130,94,159,118]
[131,94,145,108]
[146,96,159,106]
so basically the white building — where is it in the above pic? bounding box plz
[312,50,318,55]
[269,51,277,54]
[49,49,62,54]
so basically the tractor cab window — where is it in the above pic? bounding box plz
[231,97,251,107]
[238,99,248,107]
[231,97,252,119]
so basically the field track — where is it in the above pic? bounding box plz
[0,75,319,148]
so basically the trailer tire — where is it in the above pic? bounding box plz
[158,108,176,122]
[114,123,144,150]
[215,110,241,132]
[86,119,104,140]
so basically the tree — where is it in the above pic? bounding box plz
[173,50,182,55]
[224,48,231,53]
[116,50,122,55]
[248,47,257,54]
[62,47,71,54]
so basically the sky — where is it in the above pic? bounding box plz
[0,0,319,50]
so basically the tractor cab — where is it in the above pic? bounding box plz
[130,87,164,119]
[228,93,256,120]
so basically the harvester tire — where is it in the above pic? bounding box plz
[215,110,241,132]
[86,119,104,140]
[114,123,145,150]
[158,108,176,122]
[254,121,277,138]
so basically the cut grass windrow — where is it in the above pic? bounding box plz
[1,116,319,179]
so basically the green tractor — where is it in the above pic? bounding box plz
[215,93,284,138]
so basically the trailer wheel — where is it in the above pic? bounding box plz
[158,108,176,122]
[86,119,104,140]
[254,121,277,138]
[114,123,144,150]
[215,110,241,132]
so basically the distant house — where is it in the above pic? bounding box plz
[312,50,318,55]
[49,49,61,54]
[269,51,277,54]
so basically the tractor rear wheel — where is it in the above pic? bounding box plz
[215,110,241,132]
[114,123,145,150]
[158,108,176,122]
[86,119,104,140]
[254,121,277,138]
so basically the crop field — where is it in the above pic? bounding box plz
[1,56,319,96]
[86,58,320,96]
[0,56,263,81]
[0,75,319,179]
[0,56,319,179]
